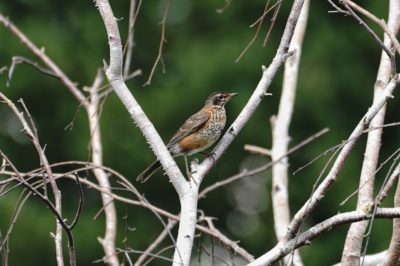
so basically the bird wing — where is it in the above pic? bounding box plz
[167,109,210,147]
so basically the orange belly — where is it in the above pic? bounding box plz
[178,134,210,153]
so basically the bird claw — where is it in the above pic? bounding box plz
[201,151,217,166]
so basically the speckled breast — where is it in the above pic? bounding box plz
[179,106,226,155]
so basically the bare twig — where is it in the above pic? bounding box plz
[7,56,57,87]
[199,127,329,198]
[342,0,400,56]
[340,147,400,207]
[134,220,178,266]
[338,0,396,74]
[247,208,400,265]
[270,1,309,265]
[0,160,254,262]
[1,188,30,254]
[143,0,169,86]
[191,0,306,188]
[243,144,271,156]
[0,13,89,108]
[87,69,119,266]
[285,75,399,242]
[341,1,400,264]
[381,170,400,265]
[68,174,84,230]
[215,0,233,14]
[0,93,70,266]
[0,151,75,266]
[333,251,397,266]
[263,0,282,47]
[0,231,6,266]
[235,0,272,63]
[0,66,7,75]
[375,161,400,207]
[123,0,137,78]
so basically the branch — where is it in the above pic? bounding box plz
[341,0,400,264]
[95,0,187,198]
[235,0,272,63]
[134,220,178,266]
[94,1,195,264]
[285,75,399,240]
[86,69,119,266]
[0,93,71,266]
[199,127,329,199]
[96,0,306,263]
[7,56,57,87]
[334,0,396,74]
[143,0,169,86]
[0,151,76,266]
[333,251,399,266]
[247,208,400,265]
[1,161,255,263]
[0,13,89,109]
[123,0,139,79]
[270,0,309,265]
[191,0,306,186]
[342,0,400,56]
[243,144,271,156]
[382,175,400,265]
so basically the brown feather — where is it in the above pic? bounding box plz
[167,109,210,147]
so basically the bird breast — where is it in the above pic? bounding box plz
[185,106,226,155]
[171,106,226,156]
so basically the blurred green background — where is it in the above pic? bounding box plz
[0,0,399,265]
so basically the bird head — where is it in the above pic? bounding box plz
[205,92,238,107]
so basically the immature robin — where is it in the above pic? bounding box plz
[137,92,238,183]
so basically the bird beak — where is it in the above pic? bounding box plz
[227,92,238,100]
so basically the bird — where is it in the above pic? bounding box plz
[137,92,238,183]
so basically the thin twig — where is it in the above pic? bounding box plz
[247,208,400,265]
[263,0,282,47]
[235,0,271,63]
[123,0,137,78]
[243,144,271,156]
[134,220,178,266]
[7,56,57,87]
[342,0,400,56]
[0,13,89,108]
[68,174,84,230]
[0,151,75,266]
[285,75,399,242]
[339,0,396,74]
[340,147,400,206]
[143,0,169,86]
[199,127,329,198]
[1,161,254,262]
[0,93,71,266]
[215,0,233,14]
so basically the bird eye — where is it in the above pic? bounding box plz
[218,95,224,99]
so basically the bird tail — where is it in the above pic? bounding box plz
[136,160,162,183]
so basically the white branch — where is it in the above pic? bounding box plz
[95,0,188,196]
[341,1,400,264]
[285,75,399,240]
[333,251,392,266]
[95,0,306,264]
[87,70,119,266]
[0,93,66,265]
[270,0,309,265]
[95,1,195,265]
[248,208,400,266]
[381,165,400,265]
[190,0,307,185]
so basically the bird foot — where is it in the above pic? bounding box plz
[201,151,217,166]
